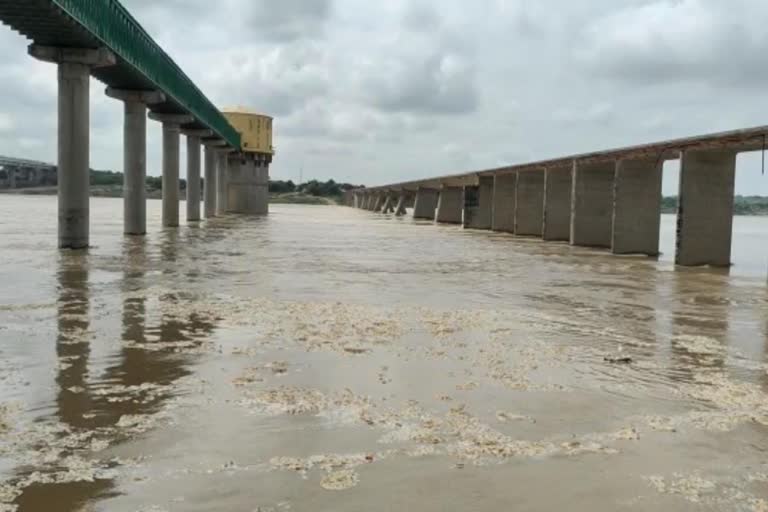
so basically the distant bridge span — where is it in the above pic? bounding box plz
[350,125,768,267]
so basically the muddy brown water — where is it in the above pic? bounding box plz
[1,196,768,511]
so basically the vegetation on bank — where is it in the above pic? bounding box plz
[662,196,768,215]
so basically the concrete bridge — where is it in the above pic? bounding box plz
[0,156,58,188]
[0,0,272,249]
[348,126,768,267]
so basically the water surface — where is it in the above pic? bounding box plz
[1,196,768,511]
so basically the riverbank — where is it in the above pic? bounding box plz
[0,187,341,205]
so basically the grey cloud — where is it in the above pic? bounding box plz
[367,50,478,115]
[577,0,768,87]
[248,0,333,42]
[402,2,441,32]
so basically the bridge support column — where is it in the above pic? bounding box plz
[372,194,383,212]
[436,186,463,224]
[612,158,662,256]
[227,153,269,215]
[515,170,545,236]
[105,88,165,236]
[570,161,614,248]
[413,187,439,220]
[30,45,115,249]
[183,130,211,222]
[381,193,395,214]
[395,192,408,216]
[203,143,220,218]
[492,173,516,233]
[542,165,572,241]
[149,113,193,228]
[675,149,736,266]
[464,176,493,229]
[216,150,230,215]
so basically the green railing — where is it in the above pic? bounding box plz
[50,0,240,148]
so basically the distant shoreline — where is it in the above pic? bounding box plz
[0,187,343,205]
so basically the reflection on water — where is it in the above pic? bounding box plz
[1,197,768,511]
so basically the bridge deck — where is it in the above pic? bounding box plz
[370,125,768,191]
[0,0,239,147]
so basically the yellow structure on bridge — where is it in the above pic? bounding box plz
[221,107,274,160]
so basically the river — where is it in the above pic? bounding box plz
[1,195,768,511]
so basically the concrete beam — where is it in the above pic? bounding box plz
[571,161,615,248]
[29,45,115,67]
[436,186,463,224]
[148,112,194,126]
[542,165,572,241]
[464,176,493,229]
[105,87,165,105]
[515,170,545,236]
[203,139,227,147]
[491,173,516,233]
[612,158,662,256]
[675,149,736,267]
[182,129,213,138]
[413,187,439,220]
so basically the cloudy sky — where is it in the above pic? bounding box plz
[2,0,768,194]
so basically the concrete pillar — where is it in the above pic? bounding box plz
[216,150,229,215]
[227,153,269,215]
[515,170,545,236]
[542,165,572,241]
[675,150,736,267]
[183,131,212,222]
[492,173,516,233]
[381,194,394,214]
[106,88,165,236]
[436,186,463,224]
[413,187,439,220]
[149,113,193,228]
[612,158,663,256]
[203,145,218,218]
[395,192,408,216]
[571,161,615,247]
[464,176,493,229]
[122,100,148,235]
[29,45,116,249]
[372,194,383,212]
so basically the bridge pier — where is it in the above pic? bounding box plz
[492,173,516,233]
[464,176,493,229]
[105,88,165,236]
[612,158,662,256]
[227,153,269,215]
[203,143,222,218]
[149,113,192,228]
[414,187,439,220]
[183,130,211,222]
[395,192,408,216]
[216,150,230,215]
[676,149,736,266]
[515,170,545,236]
[381,193,395,214]
[542,165,572,241]
[570,161,614,248]
[29,45,115,249]
[436,186,463,224]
